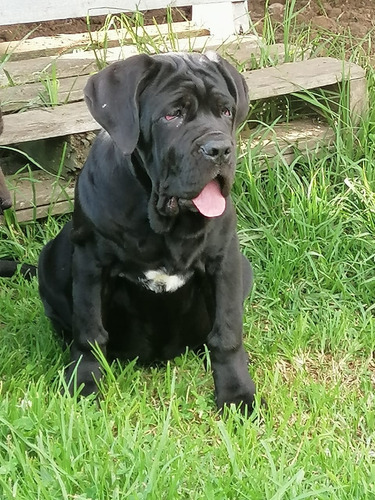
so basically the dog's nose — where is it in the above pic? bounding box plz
[200,140,232,163]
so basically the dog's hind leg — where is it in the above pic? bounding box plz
[38,222,74,340]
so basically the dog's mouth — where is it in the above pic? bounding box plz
[163,176,227,218]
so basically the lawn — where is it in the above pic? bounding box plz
[0,9,374,500]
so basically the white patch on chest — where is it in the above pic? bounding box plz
[140,268,188,293]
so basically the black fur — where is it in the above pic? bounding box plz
[38,53,259,413]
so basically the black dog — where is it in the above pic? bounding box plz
[38,52,258,413]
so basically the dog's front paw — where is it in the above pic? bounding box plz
[216,388,257,415]
[64,358,102,396]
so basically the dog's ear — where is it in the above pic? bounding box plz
[84,54,154,155]
[206,52,249,127]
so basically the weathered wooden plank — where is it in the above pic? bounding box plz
[0,102,99,145]
[0,169,74,222]
[13,200,74,222]
[241,119,335,162]
[0,34,259,87]
[220,42,289,68]
[0,75,90,112]
[242,57,366,101]
[7,170,75,211]
[0,22,208,61]
[0,0,244,25]
[0,55,98,86]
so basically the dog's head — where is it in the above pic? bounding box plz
[0,108,12,214]
[84,52,248,231]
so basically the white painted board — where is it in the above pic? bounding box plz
[0,0,246,25]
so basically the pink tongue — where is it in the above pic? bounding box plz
[192,179,226,217]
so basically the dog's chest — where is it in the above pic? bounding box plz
[139,268,191,293]
[115,225,206,293]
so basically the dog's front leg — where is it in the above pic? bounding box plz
[207,237,257,414]
[68,244,108,396]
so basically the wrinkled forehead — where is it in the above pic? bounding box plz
[139,53,235,111]
[154,51,221,71]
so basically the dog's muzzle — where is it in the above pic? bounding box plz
[155,133,234,220]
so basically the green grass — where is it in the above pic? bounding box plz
[1,6,375,499]
[87,7,190,71]
[1,146,374,500]
[38,62,60,107]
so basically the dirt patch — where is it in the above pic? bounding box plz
[252,0,374,42]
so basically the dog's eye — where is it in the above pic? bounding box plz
[223,108,232,117]
[164,110,182,121]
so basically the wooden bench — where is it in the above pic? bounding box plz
[0,2,368,222]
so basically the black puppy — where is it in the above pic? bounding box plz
[39,52,258,413]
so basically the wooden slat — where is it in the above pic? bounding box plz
[0,75,90,113]
[1,169,74,222]
[0,0,241,25]
[0,22,208,61]
[0,34,259,87]
[220,42,303,69]
[241,119,335,162]
[14,200,74,222]
[243,57,365,101]
[0,55,98,86]
[0,101,99,145]
[8,170,74,211]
